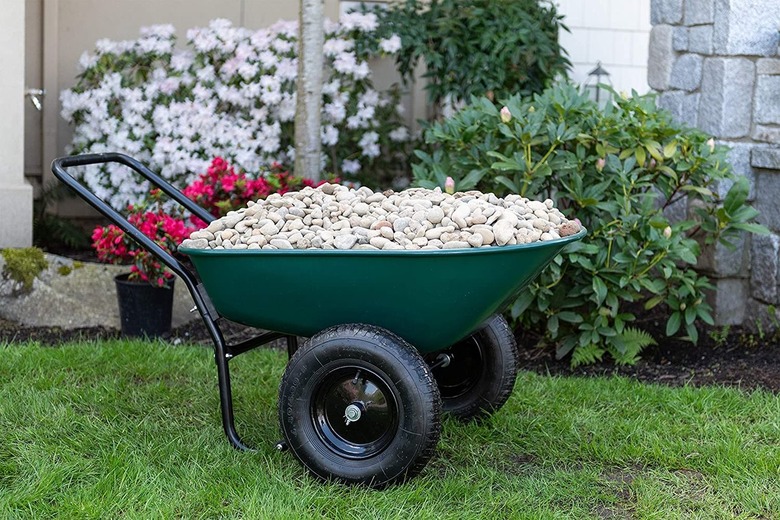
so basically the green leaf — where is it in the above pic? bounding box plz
[592,277,607,304]
[677,248,698,265]
[558,311,583,324]
[547,315,559,336]
[666,312,682,336]
[510,291,535,319]
[698,307,715,326]
[663,140,677,159]
[491,161,524,172]
[679,185,713,197]
[644,295,664,310]
[634,147,646,167]
[731,222,770,235]
[495,175,519,193]
[724,177,749,215]
[685,322,699,344]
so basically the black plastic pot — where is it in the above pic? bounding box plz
[114,273,174,337]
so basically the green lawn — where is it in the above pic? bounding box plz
[0,340,777,519]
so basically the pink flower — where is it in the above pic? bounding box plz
[444,176,455,194]
[595,158,606,172]
[500,106,512,123]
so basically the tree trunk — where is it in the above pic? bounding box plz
[295,0,324,181]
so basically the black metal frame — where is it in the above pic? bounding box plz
[51,152,298,451]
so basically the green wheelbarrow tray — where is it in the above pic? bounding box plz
[179,228,586,354]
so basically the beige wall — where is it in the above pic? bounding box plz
[1,0,34,247]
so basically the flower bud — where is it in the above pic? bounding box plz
[707,137,715,152]
[500,106,512,123]
[663,226,672,239]
[445,176,455,194]
[595,158,605,172]
[528,105,535,113]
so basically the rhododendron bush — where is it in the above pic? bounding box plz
[62,15,411,210]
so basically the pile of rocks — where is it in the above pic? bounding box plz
[179,183,582,251]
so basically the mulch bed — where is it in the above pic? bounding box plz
[2,315,778,393]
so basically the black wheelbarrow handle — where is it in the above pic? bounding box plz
[51,152,294,452]
[51,153,215,286]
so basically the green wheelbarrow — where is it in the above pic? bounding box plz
[52,152,586,488]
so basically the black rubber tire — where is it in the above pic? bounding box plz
[427,314,518,422]
[278,324,442,488]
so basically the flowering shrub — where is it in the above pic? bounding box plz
[91,190,195,287]
[183,156,336,222]
[413,83,768,366]
[62,15,411,210]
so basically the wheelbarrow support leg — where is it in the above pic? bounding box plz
[204,319,252,451]
[213,332,252,452]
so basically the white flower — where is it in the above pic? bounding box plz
[341,12,378,32]
[269,20,297,38]
[359,89,379,107]
[321,125,339,146]
[324,102,347,123]
[358,131,380,158]
[78,51,98,70]
[322,80,341,97]
[196,65,216,83]
[61,16,408,208]
[389,127,409,142]
[342,159,361,174]
[278,94,297,122]
[352,62,370,80]
[140,24,176,39]
[324,38,354,57]
[275,58,298,81]
[271,38,294,54]
[95,39,117,55]
[379,34,402,54]
[171,52,194,72]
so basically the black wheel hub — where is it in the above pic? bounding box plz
[312,365,399,459]
[429,336,485,400]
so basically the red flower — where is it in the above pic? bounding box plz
[91,193,195,287]
[183,157,329,219]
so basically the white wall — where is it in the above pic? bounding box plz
[556,0,651,95]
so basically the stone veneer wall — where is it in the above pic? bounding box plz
[649,0,780,328]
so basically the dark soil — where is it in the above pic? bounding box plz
[2,313,778,393]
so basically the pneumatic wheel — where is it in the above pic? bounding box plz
[278,324,442,488]
[427,314,518,422]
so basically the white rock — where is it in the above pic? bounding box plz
[467,233,484,248]
[270,239,293,249]
[493,220,515,246]
[442,241,470,249]
[183,183,581,252]
[180,238,208,249]
[223,213,243,228]
[334,235,358,250]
